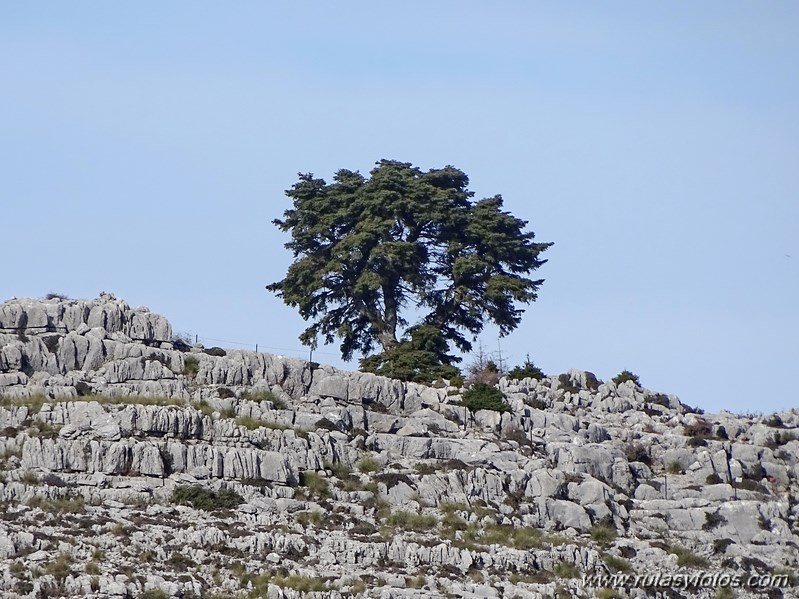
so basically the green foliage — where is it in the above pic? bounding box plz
[241,389,285,408]
[507,355,545,380]
[299,471,330,498]
[670,545,709,568]
[360,325,461,383]
[182,356,200,376]
[590,523,617,546]
[386,511,438,531]
[703,510,727,531]
[557,373,580,394]
[44,552,73,580]
[612,370,640,386]
[357,455,380,473]
[553,561,580,579]
[667,460,683,474]
[27,494,85,514]
[267,160,552,364]
[460,383,510,413]
[706,473,723,484]
[77,395,185,407]
[171,485,243,511]
[603,554,632,573]
[0,394,47,413]
[26,420,61,439]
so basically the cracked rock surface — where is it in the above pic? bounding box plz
[0,295,797,598]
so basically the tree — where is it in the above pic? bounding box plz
[267,159,552,367]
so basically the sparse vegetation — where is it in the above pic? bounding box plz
[460,383,510,413]
[507,355,545,381]
[386,511,438,532]
[670,545,709,568]
[553,561,580,578]
[299,471,330,498]
[171,485,243,511]
[357,455,380,474]
[241,388,286,409]
[667,460,683,474]
[182,356,200,376]
[590,523,617,546]
[27,494,85,514]
[703,510,727,531]
[26,420,61,439]
[603,554,632,573]
[612,370,640,386]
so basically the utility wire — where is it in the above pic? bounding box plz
[196,335,340,357]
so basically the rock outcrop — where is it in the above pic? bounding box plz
[0,295,797,598]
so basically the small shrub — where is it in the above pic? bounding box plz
[702,511,727,531]
[171,485,243,511]
[27,494,85,514]
[553,561,580,578]
[44,292,69,300]
[590,524,617,546]
[715,588,736,599]
[21,470,39,485]
[217,387,235,399]
[182,356,200,377]
[671,545,709,568]
[667,461,683,475]
[386,511,438,531]
[448,375,465,388]
[235,416,272,430]
[597,590,620,599]
[299,471,330,498]
[140,589,170,599]
[647,393,671,408]
[683,418,712,439]
[27,420,61,439]
[612,370,640,386]
[44,552,73,580]
[603,554,631,573]
[557,373,580,394]
[764,414,784,428]
[195,400,214,417]
[74,381,94,396]
[706,473,723,485]
[85,561,101,575]
[460,383,510,413]
[241,388,285,408]
[623,441,651,465]
[357,455,380,474]
[584,371,601,391]
[507,356,545,381]
[716,425,729,439]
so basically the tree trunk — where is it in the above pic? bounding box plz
[378,284,399,351]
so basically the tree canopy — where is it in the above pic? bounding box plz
[267,159,552,370]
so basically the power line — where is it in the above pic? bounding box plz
[196,335,340,357]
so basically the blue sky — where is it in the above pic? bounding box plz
[2,3,797,414]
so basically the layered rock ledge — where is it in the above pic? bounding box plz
[0,295,797,598]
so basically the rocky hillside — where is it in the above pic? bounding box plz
[0,295,797,599]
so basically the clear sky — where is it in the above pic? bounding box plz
[2,3,797,414]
